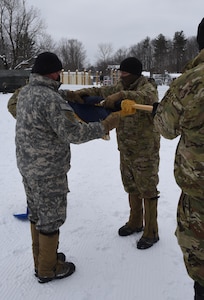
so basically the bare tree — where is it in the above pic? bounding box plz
[57,38,86,71]
[0,0,44,68]
[97,43,113,61]
[37,33,57,54]
[112,47,129,64]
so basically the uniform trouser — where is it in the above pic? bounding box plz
[119,150,159,238]
[22,174,68,271]
[176,192,204,287]
[22,174,68,232]
[127,193,158,238]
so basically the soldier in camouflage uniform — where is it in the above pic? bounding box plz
[74,57,160,249]
[154,18,204,300]
[15,52,124,283]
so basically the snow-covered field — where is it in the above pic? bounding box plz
[0,84,193,300]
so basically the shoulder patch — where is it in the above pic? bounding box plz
[60,103,73,111]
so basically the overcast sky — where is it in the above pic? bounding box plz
[27,0,203,64]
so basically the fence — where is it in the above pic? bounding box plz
[61,69,120,86]
[61,70,92,85]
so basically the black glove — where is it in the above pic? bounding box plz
[152,102,159,117]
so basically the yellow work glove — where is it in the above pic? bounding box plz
[120,100,136,116]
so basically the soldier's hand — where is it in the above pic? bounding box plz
[75,89,91,98]
[101,111,121,134]
[66,90,84,104]
[103,92,124,110]
[120,100,136,116]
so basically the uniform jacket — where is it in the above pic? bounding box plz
[77,76,160,196]
[78,76,160,160]
[154,49,204,198]
[16,74,105,180]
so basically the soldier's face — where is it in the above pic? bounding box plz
[120,71,131,78]
[48,71,62,81]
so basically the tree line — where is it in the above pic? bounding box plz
[0,0,199,74]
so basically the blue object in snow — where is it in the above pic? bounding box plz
[13,207,28,220]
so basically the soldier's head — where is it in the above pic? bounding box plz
[119,57,142,78]
[197,18,204,51]
[119,57,142,87]
[32,52,63,81]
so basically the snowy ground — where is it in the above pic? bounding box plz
[0,84,194,300]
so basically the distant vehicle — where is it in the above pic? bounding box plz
[0,69,30,93]
[154,78,163,86]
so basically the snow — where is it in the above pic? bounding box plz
[0,84,194,300]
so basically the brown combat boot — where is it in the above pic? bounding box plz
[38,231,75,283]
[118,193,143,236]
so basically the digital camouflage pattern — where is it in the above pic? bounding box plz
[77,75,160,198]
[23,174,68,232]
[15,73,107,232]
[16,73,105,180]
[154,49,204,285]
[7,84,84,119]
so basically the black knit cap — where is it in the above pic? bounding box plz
[119,57,142,76]
[197,18,204,51]
[32,52,63,75]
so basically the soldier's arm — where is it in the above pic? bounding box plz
[154,88,182,139]
[7,88,21,119]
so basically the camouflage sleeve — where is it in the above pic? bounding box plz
[7,88,21,119]
[74,85,118,99]
[76,87,103,97]
[58,89,84,103]
[46,99,105,144]
[121,82,158,105]
[154,87,183,139]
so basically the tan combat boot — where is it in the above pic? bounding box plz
[137,197,159,249]
[118,193,144,236]
[30,224,66,277]
[38,231,75,283]
[30,222,39,274]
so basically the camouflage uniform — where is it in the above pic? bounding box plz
[16,73,105,232]
[154,49,204,285]
[77,76,160,240]
[7,87,20,118]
